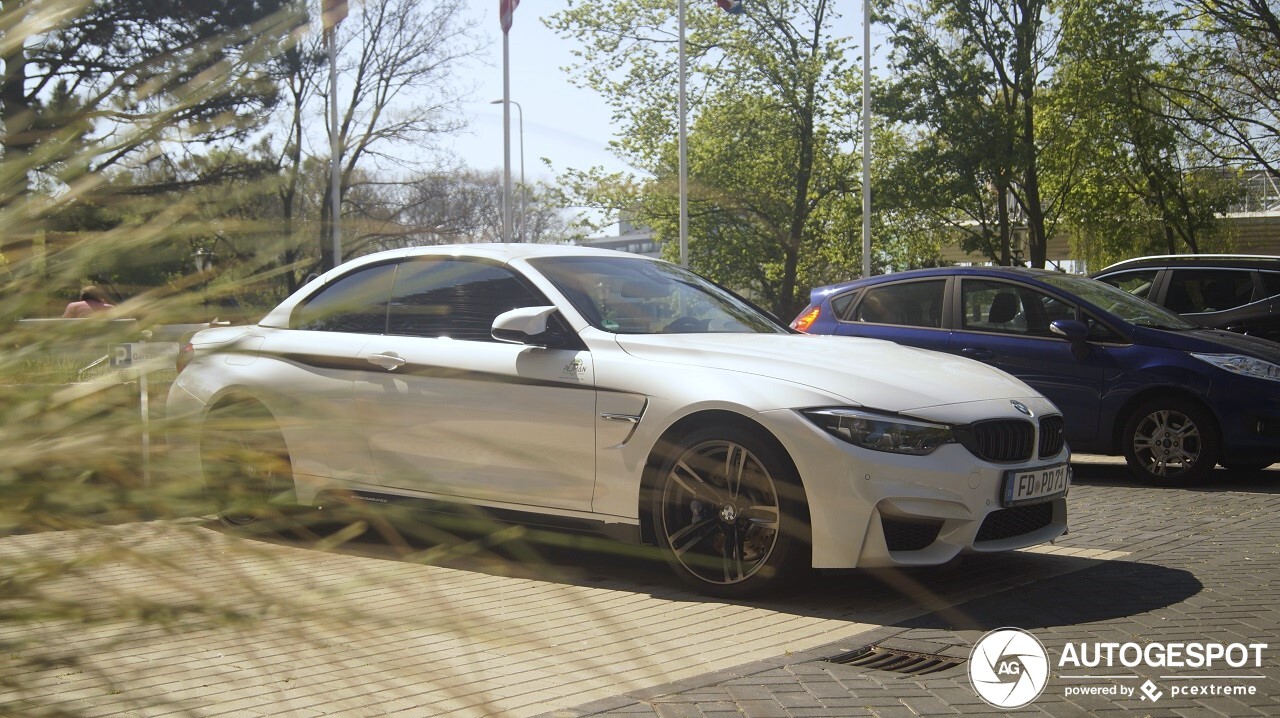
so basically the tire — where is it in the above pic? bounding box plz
[1121,398,1220,486]
[200,400,295,528]
[650,424,810,598]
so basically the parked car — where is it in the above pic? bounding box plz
[792,267,1280,485]
[168,244,1069,597]
[1092,254,1280,343]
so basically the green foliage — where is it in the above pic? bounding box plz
[1043,0,1239,267]
[881,0,1055,266]
[550,0,885,317]
[880,0,1243,267]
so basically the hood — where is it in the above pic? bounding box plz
[1136,326,1280,363]
[614,333,1044,414]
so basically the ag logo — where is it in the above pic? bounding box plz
[969,628,1050,709]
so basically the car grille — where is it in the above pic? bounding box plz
[963,420,1035,462]
[882,517,944,552]
[975,502,1054,543]
[1039,415,1065,458]
[959,417,1065,463]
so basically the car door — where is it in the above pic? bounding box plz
[1158,267,1257,317]
[352,257,597,512]
[830,278,952,354]
[947,278,1108,444]
[257,261,400,482]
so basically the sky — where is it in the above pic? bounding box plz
[449,1,629,184]
[446,1,880,231]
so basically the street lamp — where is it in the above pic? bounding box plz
[491,98,526,242]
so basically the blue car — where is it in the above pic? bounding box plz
[791,267,1280,484]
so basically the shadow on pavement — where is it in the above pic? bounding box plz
[206,500,1200,633]
[1070,458,1280,493]
[890,556,1201,633]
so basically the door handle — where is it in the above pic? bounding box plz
[960,347,996,362]
[367,352,407,371]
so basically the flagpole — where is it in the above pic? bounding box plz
[860,0,871,278]
[678,0,689,267]
[328,26,341,269]
[501,32,513,243]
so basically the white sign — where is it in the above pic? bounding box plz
[109,342,178,368]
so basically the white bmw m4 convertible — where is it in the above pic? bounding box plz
[168,244,1070,597]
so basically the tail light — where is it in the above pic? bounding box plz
[791,306,821,332]
[176,332,196,374]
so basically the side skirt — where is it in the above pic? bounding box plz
[311,488,644,545]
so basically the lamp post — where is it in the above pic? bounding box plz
[491,99,526,242]
[678,0,688,267]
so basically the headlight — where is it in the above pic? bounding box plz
[802,408,955,455]
[1191,353,1280,383]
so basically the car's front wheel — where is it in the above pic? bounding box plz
[200,400,294,528]
[650,425,809,598]
[1121,398,1220,486]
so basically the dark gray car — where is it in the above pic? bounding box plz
[1092,255,1280,343]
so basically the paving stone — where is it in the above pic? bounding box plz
[7,463,1280,718]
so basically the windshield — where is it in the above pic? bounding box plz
[1039,273,1200,330]
[530,256,788,335]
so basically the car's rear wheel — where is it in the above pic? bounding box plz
[651,425,809,598]
[1121,398,1220,486]
[200,401,294,528]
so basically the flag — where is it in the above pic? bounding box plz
[715,0,745,13]
[322,0,348,30]
[500,0,520,33]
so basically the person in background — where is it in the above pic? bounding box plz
[62,285,114,317]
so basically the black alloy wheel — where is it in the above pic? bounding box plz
[651,425,809,598]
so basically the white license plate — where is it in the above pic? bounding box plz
[1002,463,1070,507]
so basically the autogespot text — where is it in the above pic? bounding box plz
[1059,641,1267,669]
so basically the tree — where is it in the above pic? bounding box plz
[1165,0,1280,175]
[549,0,859,318]
[386,168,573,248]
[1044,0,1238,266]
[0,0,297,213]
[316,0,482,271]
[881,0,1057,267]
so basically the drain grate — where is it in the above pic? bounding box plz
[824,645,963,676]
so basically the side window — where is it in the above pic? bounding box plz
[1262,271,1280,298]
[1165,269,1254,313]
[1096,269,1158,300]
[830,292,857,320]
[386,259,546,341]
[962,280,1029,335]
[962,280,1072,338]
[850,280,945,328]
[293,263,396,333]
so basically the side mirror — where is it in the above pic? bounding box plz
[492,306,565,348]
[1050,319,1090,360]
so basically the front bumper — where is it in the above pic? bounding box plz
[761,407,1069,569]
[1209,378,1280,464]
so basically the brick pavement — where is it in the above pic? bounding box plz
[545,460,1280,718]
[1,458,1276,717]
